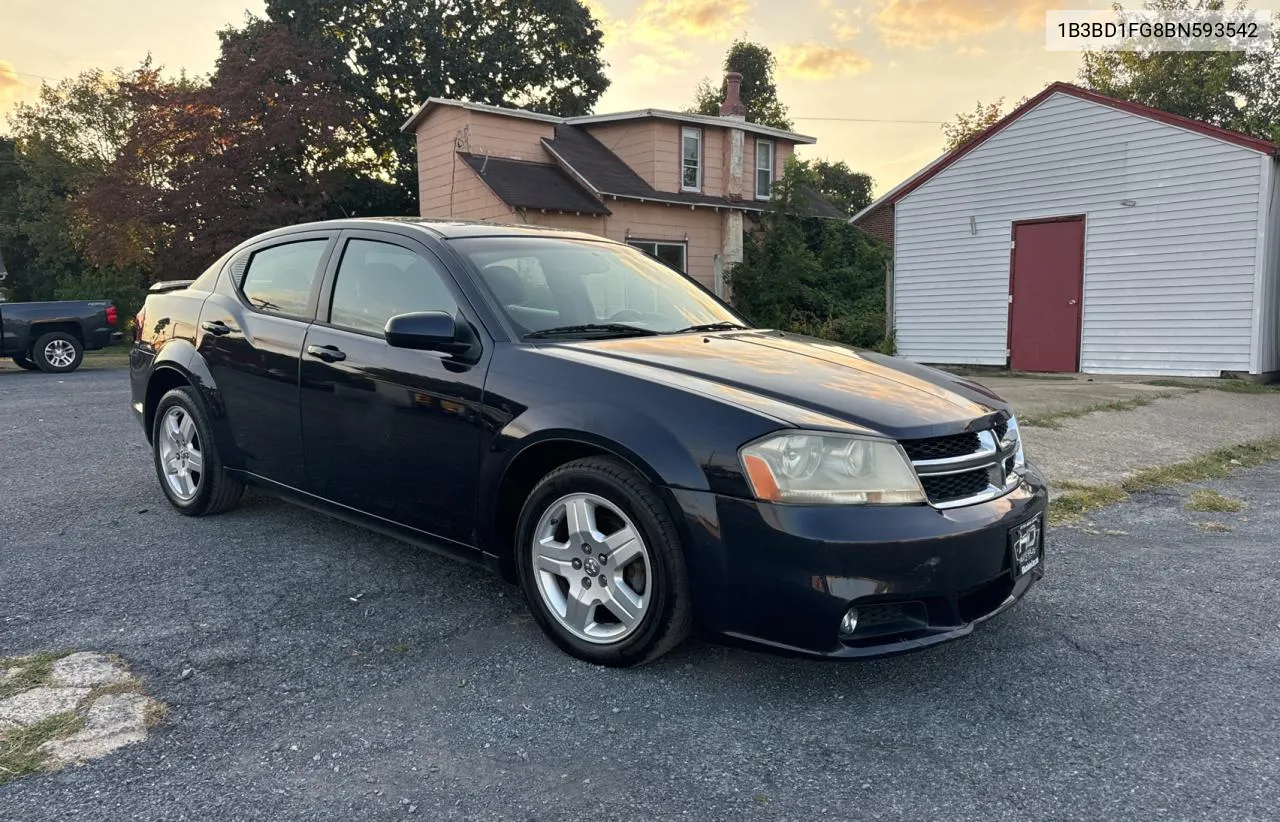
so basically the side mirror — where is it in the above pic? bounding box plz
[384,311,472,355]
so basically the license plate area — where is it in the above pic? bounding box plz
[1010,516,1043,577]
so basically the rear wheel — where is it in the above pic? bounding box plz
[152,386,244,516]
[11,352,39,371]
[515,457,692,666]
[32,332,84,373]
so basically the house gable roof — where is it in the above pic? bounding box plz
[402,98,816,144]
[850,81,1279,224]
[458,153,611,216]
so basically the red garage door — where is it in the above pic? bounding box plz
[1009,217,1085,373]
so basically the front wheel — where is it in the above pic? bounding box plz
[32,332,83,373]
[515,457,692,666]
[151,387,244,516]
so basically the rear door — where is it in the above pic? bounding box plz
[299,230,489,547]
[197,231,336,488]
[1009,217,1085,373]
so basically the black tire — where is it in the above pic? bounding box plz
[32,331,84,373]
[151,386,244,516]
[515,456,692,666]
[12,352,39,371]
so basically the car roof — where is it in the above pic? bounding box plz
[273,217,611,243]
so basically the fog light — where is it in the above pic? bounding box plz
[839,607,859,637]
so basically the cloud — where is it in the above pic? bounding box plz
[776,43,872,80]
[629,0,753,44]
[875,0,1055,47]
[832,8,861,41]
[955,44,988,57]
[630,52,684,78]
[0,60,29,104]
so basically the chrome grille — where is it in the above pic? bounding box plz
[902,418,1020,509]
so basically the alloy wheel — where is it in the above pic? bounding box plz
[44,339,77,369]
[531,492,651,644]
[157,406,204,500]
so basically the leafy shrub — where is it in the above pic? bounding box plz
[729,158,891,351]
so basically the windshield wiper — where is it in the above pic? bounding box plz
[669,322,749,334]
[525,323,660,339]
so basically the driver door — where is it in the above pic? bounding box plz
[299,231,489,548]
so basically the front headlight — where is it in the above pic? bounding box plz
[739,431,926,505]
[1003,415,1026,470]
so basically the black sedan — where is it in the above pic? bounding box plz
[130,218,1046,666]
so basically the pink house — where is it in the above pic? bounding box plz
[402,74,842,296]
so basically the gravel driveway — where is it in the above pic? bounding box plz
[2,369,1277,821]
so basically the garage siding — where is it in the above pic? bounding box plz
[894,92,1265,375]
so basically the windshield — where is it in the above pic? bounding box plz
[451,236,748,339]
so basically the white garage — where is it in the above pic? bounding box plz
[854,82,1280,377]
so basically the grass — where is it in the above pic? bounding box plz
[1022,395,1172,429]
[1195,521,1235,533]
[0,712,84,784]
[81,346,131,369]
[1050,438,1280,526]
[1146,378,1280,395]
[1184,490,1246,513]
[0,651,71,701]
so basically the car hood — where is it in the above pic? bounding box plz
[541,330,1007,440]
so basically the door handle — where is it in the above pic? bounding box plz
[201,320,233,336]
[306,344,347,363]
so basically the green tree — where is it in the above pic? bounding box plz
[3,66,160,313]
[692,40,793,130]
[76,19,372,279]
[262,0,611,205]
[730,158,891,350]
[811,159,873,217]
[1079,0,1280,141]
[941,97,1026,151]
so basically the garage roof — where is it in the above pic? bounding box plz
[851,82,1279,224]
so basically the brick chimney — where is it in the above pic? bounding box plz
[719,71,746,119]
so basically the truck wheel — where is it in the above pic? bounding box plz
[32,332,84,373]
[152,386,244,516]
[515,457,692,667]
[12,352,40,371]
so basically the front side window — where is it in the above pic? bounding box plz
[328,239,457,335]
[681,127,702,191]
[756,139,774,200]
[455,236,744,338]
[627,240,687,273]
[239,240,329,317]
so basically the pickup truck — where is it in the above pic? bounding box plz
[1,300,122,373]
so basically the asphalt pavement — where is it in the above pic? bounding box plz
[1,368,1277,821]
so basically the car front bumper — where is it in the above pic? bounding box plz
[670,466,1048,658]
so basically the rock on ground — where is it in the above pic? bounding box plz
[0,686,91,726]
[41,693,156,765]
[48,652,132,689]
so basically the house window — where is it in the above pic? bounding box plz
[755,139,774,200]
[627,240,687,273]
[681,127,702,192]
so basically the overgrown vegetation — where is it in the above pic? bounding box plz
[0,712,84,784]
[1147,378,1280,394]
[1022,395,1172,429]
[1051,438,1280,525]
[1184,490,1246,513]
[0,651,70,701]
[730,158,892,352]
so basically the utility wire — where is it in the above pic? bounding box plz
[793,116,946,124]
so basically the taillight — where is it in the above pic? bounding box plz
[106,305,118,325]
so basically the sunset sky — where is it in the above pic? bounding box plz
[0,0,1237,195]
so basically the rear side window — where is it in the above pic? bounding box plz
[239,240,328,317]
[328,239,458,335]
